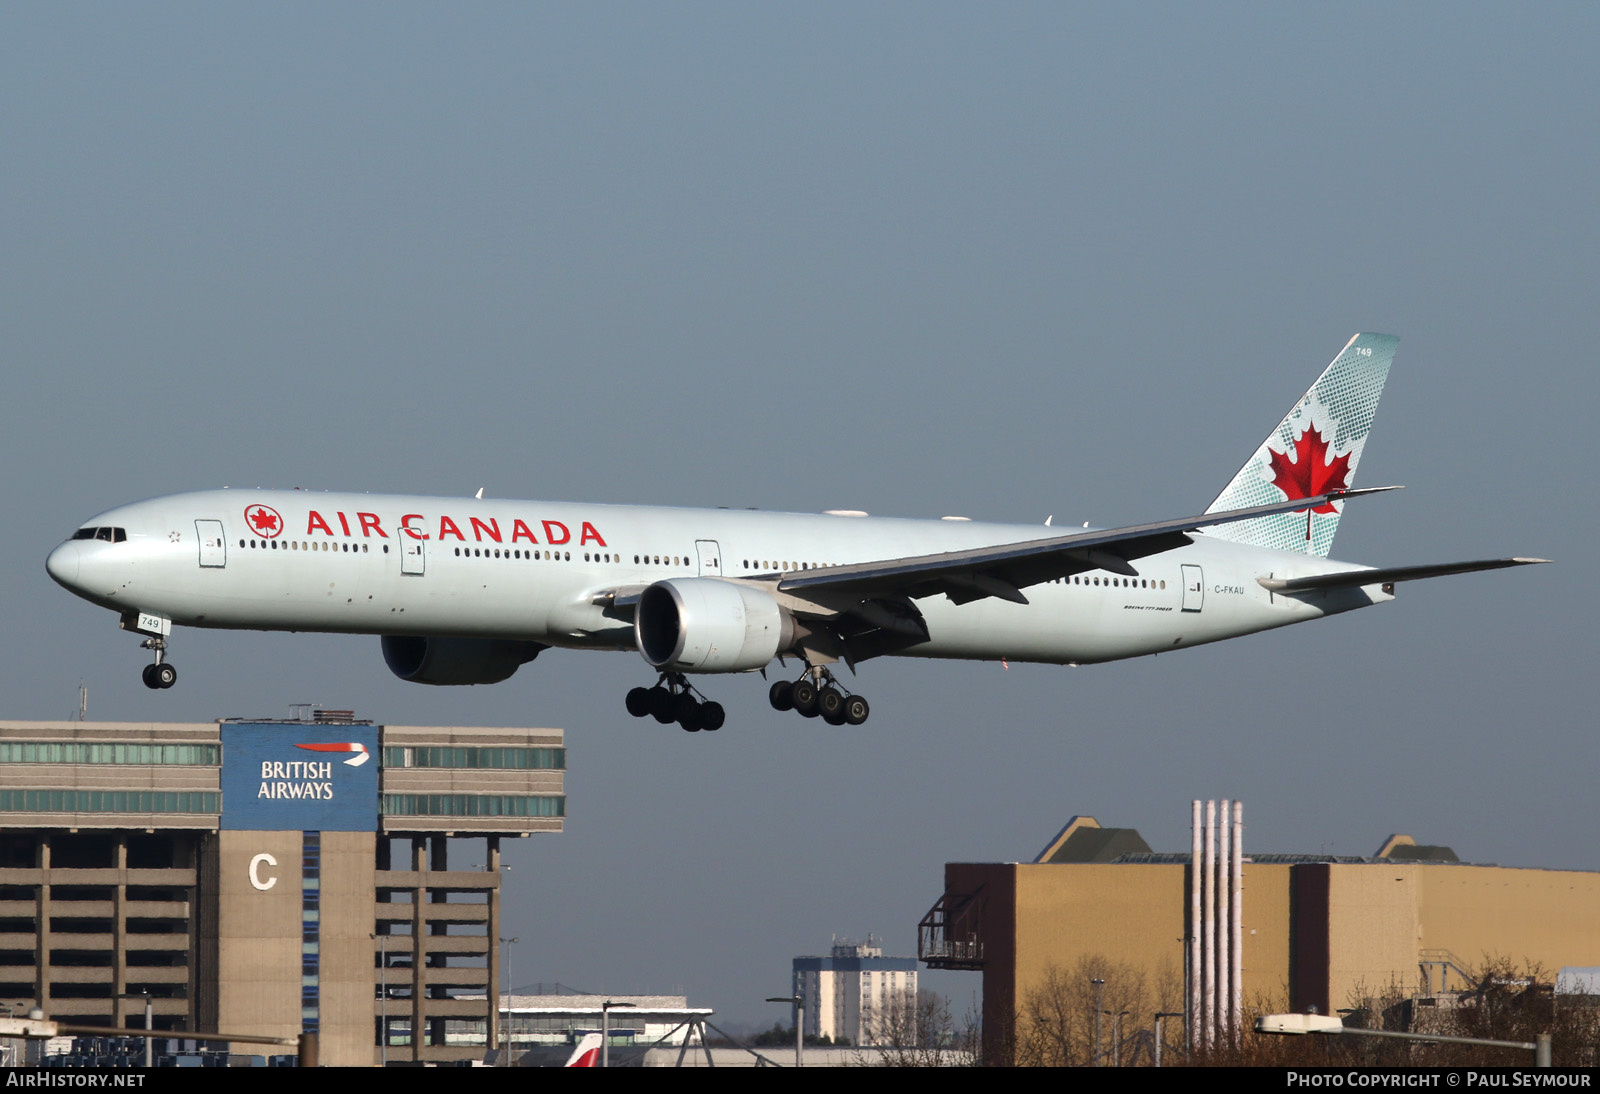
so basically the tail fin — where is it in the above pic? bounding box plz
[1203,333,1397,557]
[564,1032,603,1067]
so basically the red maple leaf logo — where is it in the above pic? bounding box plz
[1267,420,1351,514]
[246,505,282,536]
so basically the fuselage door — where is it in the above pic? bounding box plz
[400,535,426,576]
[1181,564,1204,612]
[196,520,226,568]
[696,540,722,577]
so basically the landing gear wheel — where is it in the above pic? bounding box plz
[625,687,652,718]
[649,686,676,724]
[792,679,820,718]
[768,680,794,712]
[141,664,160,690]
[843,694,870,726]
[152,663,177,689]
[699,701,725,731]
[817,687,844,722]
[675,693,703,731]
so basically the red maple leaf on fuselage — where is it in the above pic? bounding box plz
[250,508,279,533]
[1267,420,1351,514]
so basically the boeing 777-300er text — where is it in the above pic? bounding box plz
[47,334,1546,731]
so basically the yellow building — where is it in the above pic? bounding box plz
[919,817,1600,1061]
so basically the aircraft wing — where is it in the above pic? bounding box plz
[778,486,1400,607]
[1257,557,1550,593]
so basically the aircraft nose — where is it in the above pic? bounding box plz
[46,541,80,588]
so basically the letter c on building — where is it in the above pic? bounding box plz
[249,852,278,891]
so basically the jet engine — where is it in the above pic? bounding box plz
[381,635,547,686]
[634,578,794,673]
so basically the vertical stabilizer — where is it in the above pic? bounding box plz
[564,1032,604,1066]
[1203,333,1397,556]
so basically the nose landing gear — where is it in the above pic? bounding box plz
[139,637,176,690]
[625,673,725,733]
[122,613,176,690]
[768,668,870,726]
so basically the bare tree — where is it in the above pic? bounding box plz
[854,990,980,1066]
[1011,954,1180,1066]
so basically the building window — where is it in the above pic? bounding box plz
[0,790,221,814]
[302,830,321,1035]
[380,794,566,818]
[0,742,221,765]
[381,746,565,770]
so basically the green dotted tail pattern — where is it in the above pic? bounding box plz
[1202,333,1397,558]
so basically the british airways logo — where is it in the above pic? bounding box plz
[222,724,379,831]
[255,743,368,799]
[296,741,370,767]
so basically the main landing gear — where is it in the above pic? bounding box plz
[768,668,870,726]
[625,674,726,733]
[139,637,176,690]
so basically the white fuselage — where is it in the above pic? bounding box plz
[46,489,1390,669]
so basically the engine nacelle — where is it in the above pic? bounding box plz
[381,635,546,686]
[635,578,794,673]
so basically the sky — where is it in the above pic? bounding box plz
[3,3,1596,1029]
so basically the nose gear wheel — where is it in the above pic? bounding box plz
[139,637,176,690]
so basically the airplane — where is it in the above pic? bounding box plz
[45,333,1546,732]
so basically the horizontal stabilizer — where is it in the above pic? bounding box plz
[1257,557,1551,593]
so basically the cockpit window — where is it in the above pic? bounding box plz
[72,527,126,543]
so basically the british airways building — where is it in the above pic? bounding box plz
[0,712,565,1066]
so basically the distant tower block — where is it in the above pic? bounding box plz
[793,935,919,1046]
